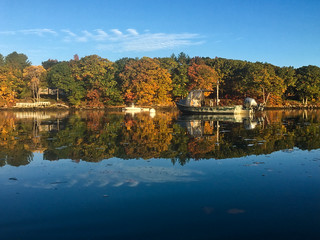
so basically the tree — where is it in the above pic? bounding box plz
[157,56,178,75]
[120,57,172,105]
[72,55,122,106]
[0,54,4,67]
[242,63,285,105]
[275,66,297,100]
[42,59,59,70]
[23,66,47,102]
[295,65,320,104]
[47,61,83,103]
[0,67,16,107]
[73,54,79,61]
[187,62,219,91]
[158,55,190,100]
[114,57,136,86]
[5,51,31,70]
[177,52,190,65]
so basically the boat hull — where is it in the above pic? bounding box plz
[176,102,252,115]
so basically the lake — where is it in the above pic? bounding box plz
[0,110,320,240]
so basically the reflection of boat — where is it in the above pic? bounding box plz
[178,114,262,137]
[178,114,252,123]
[176,90,262,115]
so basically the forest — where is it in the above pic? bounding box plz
[0,51,320,108]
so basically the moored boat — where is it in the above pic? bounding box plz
[122,103,156,116]
[122,103,150,113]
[176,90,262,115]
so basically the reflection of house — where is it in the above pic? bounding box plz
[14,111,51,119]
[14,111,69,120]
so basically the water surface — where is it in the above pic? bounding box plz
[0,110,319,239]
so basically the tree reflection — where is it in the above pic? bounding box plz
[0,110,320,167]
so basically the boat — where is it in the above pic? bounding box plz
[122,103,156,116]
[176,90,262,115]
[122,103,149,113]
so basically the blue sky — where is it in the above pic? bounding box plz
[0,0,319,67]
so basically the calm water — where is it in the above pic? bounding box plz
[0,110,320,240]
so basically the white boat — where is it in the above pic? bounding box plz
[122,104,156,117]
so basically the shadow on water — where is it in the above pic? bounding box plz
[0,109,320,167]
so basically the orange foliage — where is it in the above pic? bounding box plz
[0,69,17,107]
[86,89,104,108]
[120,57,172,106]
[187,63,218,91]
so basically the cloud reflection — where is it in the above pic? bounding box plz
[18,160,203,190]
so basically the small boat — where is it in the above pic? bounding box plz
[122,103,156,116]
[176,90,262,115]
[122,103,149,113]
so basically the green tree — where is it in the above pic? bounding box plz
[176,52,190,65]
[114,57,136,88]
[72,55,122,106]
[275,66,297,100]
[171,62,189,99]
[157,56,178,75]
[42,59,59,70]
[0,54,4,67]
[5,51,31,70]
[242,62,285,104]
[47,61,84,104]
[295,65,320,104]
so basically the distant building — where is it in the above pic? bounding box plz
[39,88,65,96]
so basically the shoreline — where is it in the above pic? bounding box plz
[1,104,320,111]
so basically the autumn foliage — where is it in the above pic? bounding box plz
[0,51,320,108]
[187,62,218,91]
[120,57,172,106]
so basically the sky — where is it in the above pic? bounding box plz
[0,0,319,67]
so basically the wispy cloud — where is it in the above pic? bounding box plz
[127,28,139,36]
[0,30,16,35]
[1,28,204,52]
[0,28,57,36]
[60,28,204,51]
[19,28,57,36]
[110,28,123,36]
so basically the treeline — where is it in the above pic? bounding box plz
[1,51,320,107]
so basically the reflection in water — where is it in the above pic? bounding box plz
[19,158,203,190]
[177,114,264,138]
[0,110,320,166]
[1,110,320,240]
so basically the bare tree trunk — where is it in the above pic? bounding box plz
[36,88,39,103]
[265,92,271,104]
[216,79,219,106]
[32,86,36,102]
